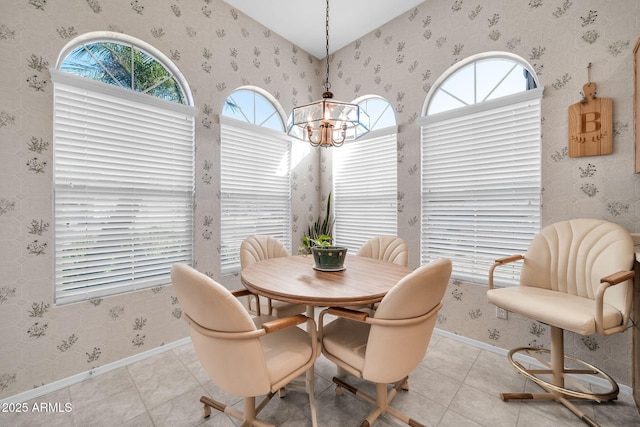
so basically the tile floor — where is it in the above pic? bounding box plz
[2,332,639,427]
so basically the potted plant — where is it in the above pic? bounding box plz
[299,193,348,271]
[306,234,348,271]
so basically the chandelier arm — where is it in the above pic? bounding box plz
[333,124,346,145]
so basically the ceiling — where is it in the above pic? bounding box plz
[223,0,425,60]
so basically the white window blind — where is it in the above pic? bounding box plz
[52,71,195,305]
[220,116,291,274]
[421,89,542,286]
[334,128,398,252]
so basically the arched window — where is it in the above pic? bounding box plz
[51,33,196,304]
[58,39,187,104]
[426,55,536,115]
[333,96,398,251]
[420,53,542,286]
[220,87,291,274]
[222,88,284,130]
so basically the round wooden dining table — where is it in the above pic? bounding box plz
[241,254,411,427]
[240,254,412,308]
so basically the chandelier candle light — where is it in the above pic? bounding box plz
[286,0,369,147]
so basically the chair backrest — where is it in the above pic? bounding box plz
[363,258,451,383]
[240,235,289,268]
[357,236,409,267]
[520,219,634,312]
[171,263,272,396]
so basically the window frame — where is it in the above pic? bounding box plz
[333,96,398,253]
[219,87,292,275]
[423,51,537,117]
[52,33,196,305]
[55,32,193,105]
[419,53,542,287]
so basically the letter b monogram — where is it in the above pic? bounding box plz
[580,112,601,133]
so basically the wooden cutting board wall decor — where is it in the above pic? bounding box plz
[568,81,612,157]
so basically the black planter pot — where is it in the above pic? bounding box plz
[311,246,348,271]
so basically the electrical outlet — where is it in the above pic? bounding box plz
[496,307,508,320]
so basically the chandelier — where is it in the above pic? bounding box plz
[286,0,369,147]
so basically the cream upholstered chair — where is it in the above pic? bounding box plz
[171,263,320,427]
[319,258,451,427]
[240,235,305,317]
[357,235,409,267]
[487,219,634,426]
[355,236,409,312]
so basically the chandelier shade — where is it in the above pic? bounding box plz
[286,0,370,147]
[287,92,369,147]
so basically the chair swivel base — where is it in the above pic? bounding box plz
[501,346,619,427]
[333,376,424,427]
[200,393,276,427]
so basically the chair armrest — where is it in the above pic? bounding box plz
[488,254,524,289]
[327,306,370,322]
[261,314,319,357]
[232,289,264,316]
[232,289,252,298]
[600,270,635,286]
[595,269,635,335]
[494,254,525,264]
[318,307,369,342]
[261,314,308,334]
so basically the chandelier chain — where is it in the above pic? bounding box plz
[286,0,368,146]
[324,0,331,92]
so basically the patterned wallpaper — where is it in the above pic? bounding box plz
[328,0,639,386]
[0,0,322,399]
[0,0,639,400]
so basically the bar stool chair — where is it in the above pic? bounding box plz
[487,218,634,427]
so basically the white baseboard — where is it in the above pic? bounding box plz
[433,328,632,395]
[2,330,632,405]
[0,337,192,405]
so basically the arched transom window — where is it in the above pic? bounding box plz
[59,40,187,104]
[426,56,536,116]
[222,88,284,131]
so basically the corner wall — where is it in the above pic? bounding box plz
[328,0,639,385]
[0,0,322,399]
